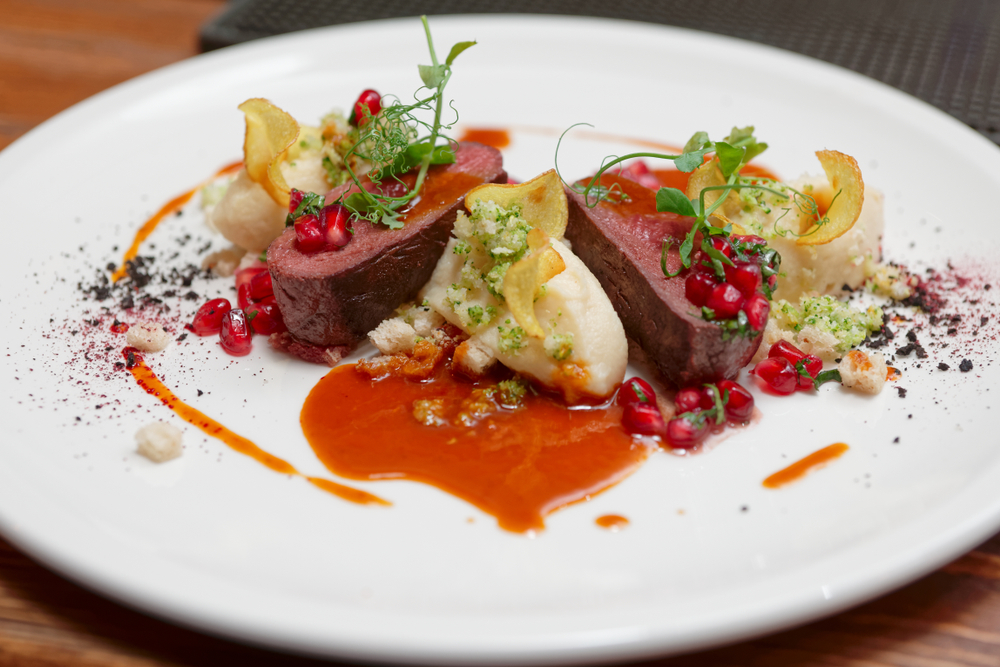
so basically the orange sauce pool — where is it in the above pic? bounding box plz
[763,443,850,489]
[595,514,630,531]
[301,365,650,533]
[458,128,511,149]
[122,348,387,507]
[112,161,242,282]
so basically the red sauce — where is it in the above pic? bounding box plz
[112,161,242,282]
[301,365,650,533]
[399,170,483,224]
[763,443,849,489]
[458,128,511,149]
[595,514,629,531]
[122,348,388,506]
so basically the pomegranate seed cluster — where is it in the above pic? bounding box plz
[751,340,834,394]
[188,263,287,356]
[616,376,754,450]
[684,234,778,337]
[288,189,355,254]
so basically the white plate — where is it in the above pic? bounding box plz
[2,15,1000,665]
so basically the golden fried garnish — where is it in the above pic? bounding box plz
[355,340,444,381]
[503,228,566,338]
[238,98,299,209]
[796,150,864,246]
[465,170,568,239]
[686,160,739,218]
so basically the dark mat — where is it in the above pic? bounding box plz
[200,0,1000,145]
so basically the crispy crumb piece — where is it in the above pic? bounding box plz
[453,337,496,377]
[368,318,418,355]
[126,322,172,352]
[838,350,887,394]
[201,244,246,277]
[136,422,183,462]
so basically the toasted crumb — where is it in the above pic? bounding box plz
[126,322,172,352]
[201,244,246,277]
[136,422,183,462]
[453,337,496,377]
[368,318,418,355]
[838,350,887,394]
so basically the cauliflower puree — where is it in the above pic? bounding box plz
[420,199,627,399]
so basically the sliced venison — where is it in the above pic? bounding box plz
[267,142,505,361]
[564,175,761,387]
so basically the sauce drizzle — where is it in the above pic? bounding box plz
[457,128,511,149]
[122,348,388,506]
[595,514,629,531]
[112,161,242,282]
[763,443,850,489]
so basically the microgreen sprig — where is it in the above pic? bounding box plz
[336,16,475,230]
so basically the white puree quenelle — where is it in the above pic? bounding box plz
[421,196,628,397]
[423,236,628,398]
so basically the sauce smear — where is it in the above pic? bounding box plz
[122,348,387,506]
[302,365,649,533]
[112,161,242,282]
[595,514,630,531]
[458,128,511,149]
[763,443,850,489]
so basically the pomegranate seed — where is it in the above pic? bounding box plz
[190,298,232,336]
[698,385,718,410]
[734,234,766,247]
[246,301,287,335]
[685,272,716,307]
[665,415,709,449]
[674,387,702,413]
[288,189,305,214]
[717,379,754,422]
[323,204,353,248]
[617,377,656,407]
[352,89,381,125]
[622,402,666,437]
[707,236,733,258]
[751,357,797,395]
[220,309,252,356]
[706,283,745,319]
[767,275,778,290]
[248,271,273,301]
[691,252,716,275]
[626,160,651,176]
[743,293,770,330]
[295,214,325,253]
[110,319,129,334]
[797,355,824,389]
[769,340,806,365]
[724,261,762,299]
[235,266,267,291]
[237,283,253,311]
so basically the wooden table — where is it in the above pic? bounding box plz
[2,1,999,664]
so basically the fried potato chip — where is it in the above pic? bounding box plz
[796,150,864,246]
[466,169,568,239]
[503,228,566,338]
[685,160,741,218]
[238,98,299,209]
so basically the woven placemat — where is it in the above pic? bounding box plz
[201,0,1000,145]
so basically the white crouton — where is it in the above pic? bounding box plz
[838,350,887,394]
[201,244,246,277]
[368,318,418,355]
[752,319,841,364]
[407,305,445,337]
[126,322,172,352]
[453,337,497,377]
[136,422,183,462]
